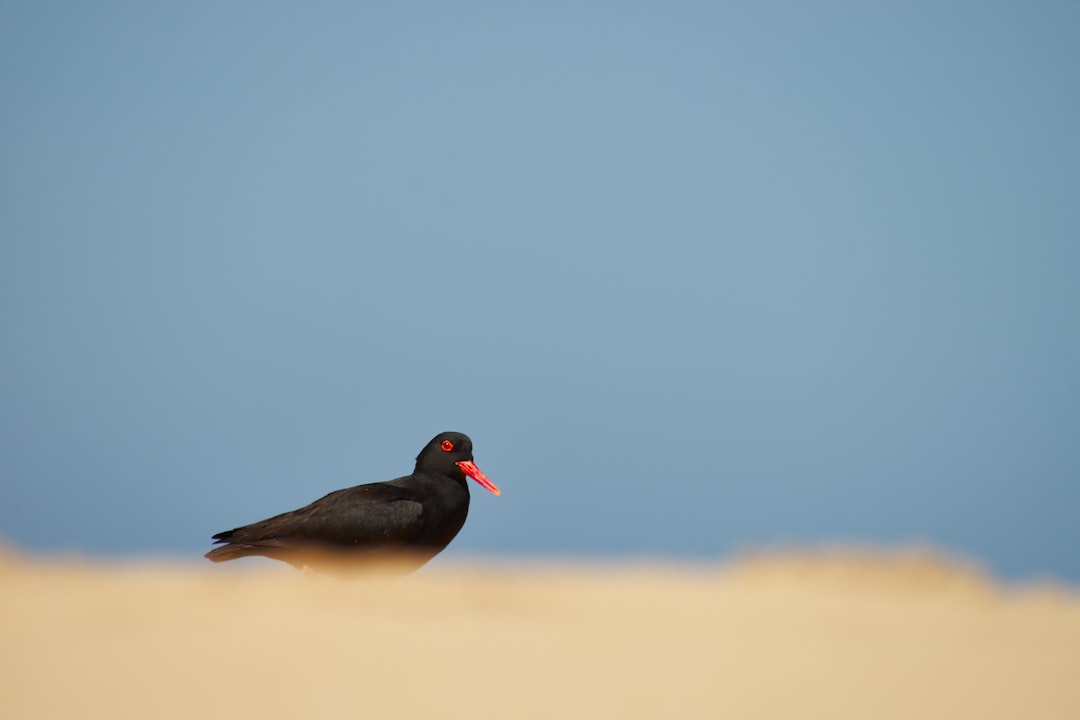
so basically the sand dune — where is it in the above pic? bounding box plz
[2,547,1079,719]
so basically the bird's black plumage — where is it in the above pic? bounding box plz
[205,432,499,575]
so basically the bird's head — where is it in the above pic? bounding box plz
[416,431,500,496]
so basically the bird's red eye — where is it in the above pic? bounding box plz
[441,440,454,452]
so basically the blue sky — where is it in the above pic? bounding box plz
[2,2,1078,579]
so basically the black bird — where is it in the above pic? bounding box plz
[205,432,500,575]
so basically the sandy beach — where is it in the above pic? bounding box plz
[3,547,1078,719]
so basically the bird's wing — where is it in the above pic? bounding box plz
[211,483,424,549]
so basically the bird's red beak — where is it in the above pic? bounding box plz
[456,460,501,496]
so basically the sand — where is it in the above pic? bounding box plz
[2,547,1079,719]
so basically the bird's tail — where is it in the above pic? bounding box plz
[204,543,255,563]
